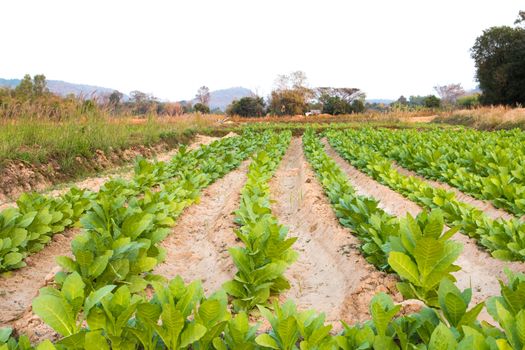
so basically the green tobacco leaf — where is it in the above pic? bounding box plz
[32,294,76,337]
[180,322,207,348]
[428,323,458,350]
[388,252,420,286]
[255,334,279,349]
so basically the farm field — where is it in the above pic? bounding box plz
[1,125,525,349]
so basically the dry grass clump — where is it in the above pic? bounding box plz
[435,106,525,130]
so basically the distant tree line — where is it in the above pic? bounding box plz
[225,71,366,117]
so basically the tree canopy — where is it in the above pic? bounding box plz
[471,13,525,105]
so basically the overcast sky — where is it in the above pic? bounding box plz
[1,1,522,100]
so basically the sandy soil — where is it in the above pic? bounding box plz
[152,158,247,294]
[323,140,525,321]
[0,230,76,340]
[270,138,401,330]
[393,163,516,220]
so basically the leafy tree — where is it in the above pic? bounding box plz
[321,95,350,115]
[130,90,157,114]
[108,90,123,106]
[195,86,210,106]
[471,20,525,105]
[408,95,426,106]
[268,71,313,116]
[32,74,48,97]
[193,102,210,114]
[14,74,34,100]
[456,94,480,109]
[227,96,266,117]
[396,95,408,105]
[269,89,308,116]
[423,95,441,108]
[315,87,365,115]
[351,99,365,113]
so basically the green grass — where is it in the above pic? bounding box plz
[0,115,215,176]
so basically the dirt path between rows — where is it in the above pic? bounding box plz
[270,138,401,330]
[393,163,515,221]
[0,134,231,212]
[152,158,248,294]
[323,140,525,322]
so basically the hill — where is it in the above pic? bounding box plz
[197,87,254,111]
[0,78,128,100]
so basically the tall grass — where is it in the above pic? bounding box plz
[0,114,218,174]
[435,106,525,130]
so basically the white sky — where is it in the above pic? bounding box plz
[1,1,522,100]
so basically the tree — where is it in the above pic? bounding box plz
[130,90,157,114]
[423,95,441,108]
[456,94,480,109]
[32,74,48,97]
[195,86,210,106]
[109,90,123,106]
[14,74,34,100]
[515,10,524,25]
[193,102,210,114]
[396,95,408,105]
[471,19,525,105]
[269,71,313,116]
[226,96,265,117]
[433,84,465,105]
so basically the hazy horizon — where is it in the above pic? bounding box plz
[1,1,522,100]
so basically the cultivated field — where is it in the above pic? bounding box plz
[1,124,525,349]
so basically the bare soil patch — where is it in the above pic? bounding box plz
[152,158,247,294]
[270,138,401,330]
[0,229,77,340]
[323,140,525,321]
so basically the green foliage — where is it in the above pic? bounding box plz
[269,89,308,116]
[193,102,210,114]
[224,131,297,311]
[471,20,525,105]
[423,95,441,108]
[227,96,266,117]
[327,128,525,262]
[388,211,463,307]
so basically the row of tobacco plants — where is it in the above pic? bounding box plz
[327,129,525,262]
[349,128,525,217]
[2,130,525,349]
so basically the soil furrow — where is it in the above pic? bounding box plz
[323,140,525,320]
[152,159,249,294]
[270,138,401,330]
[392,162,515,220]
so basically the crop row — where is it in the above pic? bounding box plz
[223,130,297,312]
[0,133,264,272]
[2,131,525,349]
[351,128,525,217]
[327,129,525,262]
[0,130,277,348]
